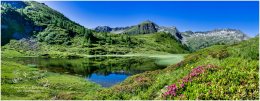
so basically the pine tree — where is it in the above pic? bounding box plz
[87,37,91,47]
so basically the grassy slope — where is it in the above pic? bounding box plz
[130,32,188,54]
[85,37,259,100]
[1,61,100,100]
[1,32,189,58]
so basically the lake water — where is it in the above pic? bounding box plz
[5,54,185,87]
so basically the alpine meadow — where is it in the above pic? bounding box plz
[1,1,259,100]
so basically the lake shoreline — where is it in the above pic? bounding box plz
[2,54,186,87]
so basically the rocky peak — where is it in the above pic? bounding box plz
[138,20,158,34]
[123,20,159,34]
[158,26,183,41]
[94,26,112,33]
[140,20,157,26]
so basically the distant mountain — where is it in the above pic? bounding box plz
[94,21,184,42]
[182,29,249,51]
[94,26,131,34]
[94,22,249,51]
[94,20,159,34]
[94,26,112,33]
[111,26,131,34]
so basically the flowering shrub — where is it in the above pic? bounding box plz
[164,84,178,97]
[163,64,218,98]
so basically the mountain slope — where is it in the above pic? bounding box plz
[1,1,40,45]
[1,1,91,45]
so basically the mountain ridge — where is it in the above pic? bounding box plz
[94,21,249,51]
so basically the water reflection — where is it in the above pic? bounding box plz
[87,73,129,87]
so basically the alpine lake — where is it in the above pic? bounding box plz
[5,54,186,87]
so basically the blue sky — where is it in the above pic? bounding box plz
[41,1,259,37]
